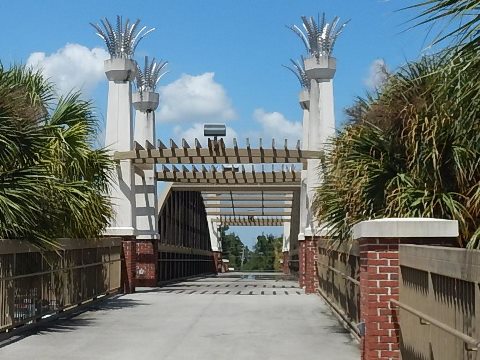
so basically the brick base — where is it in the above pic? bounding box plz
[282,251,290,275]
[299,237,318,293]
[121,239,136,294]
[135,240,158,287]
[212,251,223,273]
[359,236,457,360]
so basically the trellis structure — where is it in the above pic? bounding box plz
[114,138,320,166]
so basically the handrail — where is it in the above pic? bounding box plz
[390,299,480,351]
[317,262,360,286]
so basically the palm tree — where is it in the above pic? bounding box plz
[313,52,480,248]
[407,0,480,51]
[312,1,480,248]
[0,65,114,248]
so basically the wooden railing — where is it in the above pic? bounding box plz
[317,239,360,339]
[0,238,122,332]
[398,244,480,359]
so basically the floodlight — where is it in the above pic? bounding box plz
[204,124,226,137]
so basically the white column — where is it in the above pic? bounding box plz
[282,221,291,252]
[303,56,336,236]
[298,89,310,241]
[104,58,137,236]
[133,91,159,239]
[207,217,222,252]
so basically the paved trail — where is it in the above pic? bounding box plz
[0,273,359,360]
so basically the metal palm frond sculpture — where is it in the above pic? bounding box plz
[288,13,349,59]
[283,57,310,90]
[90,15,155,59]
[135,56,168,93]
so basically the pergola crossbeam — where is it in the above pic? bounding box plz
[114,137,319,165]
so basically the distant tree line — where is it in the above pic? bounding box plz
[220,226,283,271]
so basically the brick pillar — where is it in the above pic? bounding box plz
[135,240,158,287]
[212,251,222,273]
[121,239,137,294]
[354,218,458,360]
[282,251,290,275]
[298,234,319,293]
[298,235,306,288]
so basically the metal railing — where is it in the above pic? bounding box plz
[398,244,480,359]
[0,238,122,332]
[316,239,360,338]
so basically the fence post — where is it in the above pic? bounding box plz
[353,218,458,360]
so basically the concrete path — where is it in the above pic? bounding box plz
[0,273,359,360]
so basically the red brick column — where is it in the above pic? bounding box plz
[212,251,222,273]
[355,218,458,360]
[359,237,401,360]
[282,251,290,275]
[135,240,158,287]
[121,240,136,294]
[298,236,306,288]
[304,236,318,294]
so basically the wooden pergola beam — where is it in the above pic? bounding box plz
[203,202,292,209]
[171,184,300,192]
[114,137,320,165]
[206,210,291,216]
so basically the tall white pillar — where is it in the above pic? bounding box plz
[298,89,310,241]
[104,58,137,236]
[207,217,222,252]
[133,91,160,239]
[303,56,336,236]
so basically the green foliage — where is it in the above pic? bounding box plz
[407,0,480,52]
[313,0,480,248]
[242,234,283,271]
[220,226,250,269]
[313,51,480,247]
[0,65,114,248]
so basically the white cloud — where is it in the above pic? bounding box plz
[173,123,238,147]
[364,59,388,90]
[156,72,235,123]
[252,109,302,145]
[27,43,109,96]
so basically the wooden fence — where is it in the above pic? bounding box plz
[397,244,480,360]
[0,238,122,332]
[317,239,361,339]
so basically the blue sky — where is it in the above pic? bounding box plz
[0,0,432,248]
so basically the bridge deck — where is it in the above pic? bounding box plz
[0,273,359,360]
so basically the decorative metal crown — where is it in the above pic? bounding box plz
[135,56,168,93]
[283,57,310,90]
[90,15,155,59]
[288,13,349,59]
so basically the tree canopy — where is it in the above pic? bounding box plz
[0,65,114,248]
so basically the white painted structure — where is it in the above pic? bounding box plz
[104,58,137,236]
[133,91,160,239]
[302,55,336,237]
